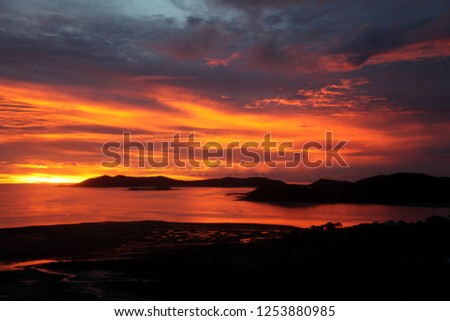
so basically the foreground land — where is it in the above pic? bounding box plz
[0,217,449,300]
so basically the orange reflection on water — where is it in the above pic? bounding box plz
[0,259,60,271]
[0,185,448,229]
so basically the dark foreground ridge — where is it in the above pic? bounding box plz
[0,217,449,300]
[244,173,450,206]
[75,175,284,188]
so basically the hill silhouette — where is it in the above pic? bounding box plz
[244,173,450,206]
[75,175,284,188]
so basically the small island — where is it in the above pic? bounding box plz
[128,186,172,191]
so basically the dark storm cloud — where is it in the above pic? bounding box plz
[212,0,305,11]
[348,58,450,112]
[1,0,447,95]
[210,0,450,69]
[152,22,225,60]
[0,2,192,81]
[332,16,450,67]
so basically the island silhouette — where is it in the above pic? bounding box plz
[76,175,283,188]
[244,172,450,206]
[76,172,450,207]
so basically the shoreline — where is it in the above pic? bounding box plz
[0,220,295,265]
[0,219,295,232]
[0,216,449,300]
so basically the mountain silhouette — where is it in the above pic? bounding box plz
[75,175,284,188]
[244,173,450,206]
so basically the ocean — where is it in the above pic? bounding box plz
[0,184,448,228]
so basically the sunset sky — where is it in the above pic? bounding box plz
[1,0,450,183]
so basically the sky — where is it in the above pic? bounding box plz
[0,0,449,183]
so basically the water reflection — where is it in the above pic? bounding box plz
[0,184,448,228]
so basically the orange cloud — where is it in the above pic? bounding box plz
[245,78,392,112]
[0,75,445,184]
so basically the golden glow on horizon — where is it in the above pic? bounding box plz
[5,174,86,184]
[0,173,228,184]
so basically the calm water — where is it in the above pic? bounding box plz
[0,184,448,228]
